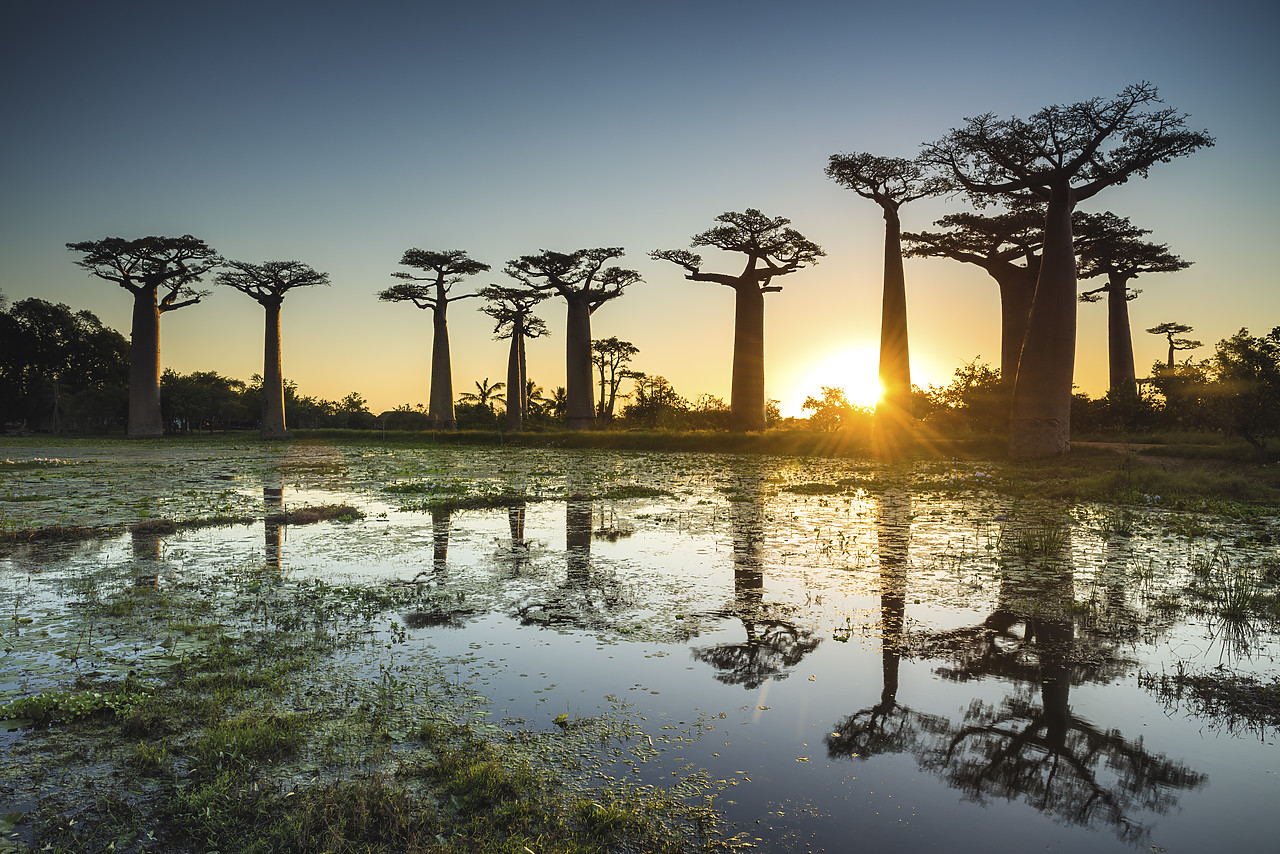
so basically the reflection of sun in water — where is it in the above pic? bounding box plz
[804,347,883,409]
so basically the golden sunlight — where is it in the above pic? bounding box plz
[802,347,883,409]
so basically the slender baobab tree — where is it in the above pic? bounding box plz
[1075,213,1191,402]
[825,154,948,450]
[922,83,1213,458]
[504,249,640,430]
[652,209,823,432]
[66,235,218,438]
[377,249,490,430]
[478,284,549,432]
[215,259,330,438]
[1146,322,1202,367]
[902,205,1047,415]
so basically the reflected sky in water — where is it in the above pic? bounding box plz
[2,442,1278,852]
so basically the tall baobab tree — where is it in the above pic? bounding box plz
[922,83,1213,458]
[825,154,949,450]
[215,259,330,438]
[902,206,1047,415]
[1075,213,1191,402]
[377,249,490,430]
[66,235,218,438]
[504,249,640,430]
[1146,322,1202,367]
[652,209,823,432]
[478,284,549,432]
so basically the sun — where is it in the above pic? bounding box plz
[803,347,883,409]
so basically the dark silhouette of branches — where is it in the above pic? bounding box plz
[377,249,490,430]
[216,260,329,438]
[652,209,822,431]
[66,235,218,438]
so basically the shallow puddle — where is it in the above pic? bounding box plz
[2,440,1278,852]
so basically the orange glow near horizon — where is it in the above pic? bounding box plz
[800,347,884,410]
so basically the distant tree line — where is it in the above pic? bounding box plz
[0,295,129,432]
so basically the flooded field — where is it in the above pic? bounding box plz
[2,438,1278,852]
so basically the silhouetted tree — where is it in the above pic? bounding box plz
[1146,321,1202,367]
[2,299,129,431]
[652,210,823,431]
[505,249,640,429]
[923,83,1213,458]
[478,285,548,432]
[66,235,218,437]
[458,377,505,411]
[591,337,639,420]
[903,206,1047,411]
[378,249,490,430]
[161,370,251,431]
[216,259,329,438]
[1209,327,1280,456]
[621,374,688,429]
[801,386,862,432]
[826,154,948,451]
[1075,213,1191,402]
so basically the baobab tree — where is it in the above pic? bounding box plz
[377,249,490,430]
[591,337,639,420]
[215,259,329,438]
[66,235,218,438]
[922,83,1213,458]
[477,284,549,432]
[504,249,640,430]
[1076,213,1191,402]
[652,209,823,432]
[902,205,1047,414]
[825,154,949,450]
[1146,322,1202,367]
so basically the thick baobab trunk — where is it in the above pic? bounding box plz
[993,265,1037,410]
[429,305,457,430]
[261,301,289,439]
[1010,192,1077,458]
[1106,275,1138,400]
[505,321,523,432]
[875,208,912,450]
[518,334,529,418]
[730,285,766,432]
[565,297,596,430]
[128,288,164,438]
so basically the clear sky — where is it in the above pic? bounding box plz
[2,1,1276,417]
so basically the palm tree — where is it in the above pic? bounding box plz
[458,378,506,411]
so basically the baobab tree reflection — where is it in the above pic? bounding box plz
[691,474,819,688]
[826,511,1205,843]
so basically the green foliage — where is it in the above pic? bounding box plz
[801,386,871,434]
[1209,327,1280,454]
[914,358,1006,435]
[0,298,129,431]
[0,681,152,727]
[622,375,688,428]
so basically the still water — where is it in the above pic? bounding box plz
[2,441,1277,851]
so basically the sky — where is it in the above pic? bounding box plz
[2,0,1277,417]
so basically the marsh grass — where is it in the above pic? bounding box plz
[1139,664,1280,734]
[266,504,363,525]
[1,559,724,854]
[130,514,256,535]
